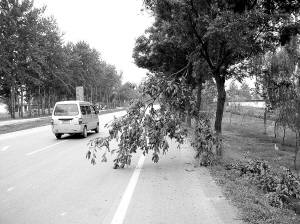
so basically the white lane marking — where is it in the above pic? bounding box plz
[0,125,50,140]
[26,140,67,156]
[0,146,9,151]
[111,155,145,224]
[7,187,14,191]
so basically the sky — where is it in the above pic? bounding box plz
[33,0,154,84]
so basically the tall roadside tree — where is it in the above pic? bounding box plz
[86,0,300,166]
[0,0,46,118]
[253,35,300,169]
[141,0,300,137]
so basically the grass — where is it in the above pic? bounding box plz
[209,160,300,224]
[203,111,300,224]
[222,112,298,172]
[0,108,127,135]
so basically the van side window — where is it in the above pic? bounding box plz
[90,106,96,114]
[86,106,91,115]
[80,106,86,115]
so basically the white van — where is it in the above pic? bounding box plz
[51,101,99,139]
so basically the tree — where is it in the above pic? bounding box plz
[117,82,139,103]
[140,0,300,136]
[0,0,123,118]
[0,0,45,118]
[253,34,300,169]
[86,0,300,166]
[240,82,252,101]
[227,81,239,101]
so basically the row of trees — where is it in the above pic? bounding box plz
[226,81,259,102]
[251,38,300,169]
[87,0,300,167]
[0,0,138,118]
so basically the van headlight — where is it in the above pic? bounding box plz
[78,118,82,125]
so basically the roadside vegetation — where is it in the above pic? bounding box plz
[205,110,300,224]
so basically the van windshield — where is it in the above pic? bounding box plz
[54,104,79,116]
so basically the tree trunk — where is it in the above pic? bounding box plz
[106,90,109,108]
[195,79,203,124]
[214,73,226,157]
[214,75,226,133]
[41,88,45,115]
[38,85,41,116]
[21,85,24,118]
[91,86,93,103]
[187,113,192,128]
[263,107,267,134]
[282,126,286,146]
[28,89,32,118]
[48,88,51,115]
[294,132,300,171]
[10,84,16,119]
[95,86,97,106]
[17,92,20,117]
[99,90,101,109]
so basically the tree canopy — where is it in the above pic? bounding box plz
[0,0,123,117]
[87,0,300,167]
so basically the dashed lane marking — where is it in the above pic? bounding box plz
[26,140,67,156]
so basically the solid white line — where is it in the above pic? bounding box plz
[0,146,9,151]
[7,187,14,191]
[26,140,67,155]
[111,155,145,224]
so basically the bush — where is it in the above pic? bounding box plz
[227,159,300,213]
[191,112,221,166]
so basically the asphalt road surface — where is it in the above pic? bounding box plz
[0,111,243,224]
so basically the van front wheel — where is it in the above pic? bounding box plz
[82,126,87,138]
[55,134,62,139]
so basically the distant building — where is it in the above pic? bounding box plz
[0,103,8,113]
[228,99,265,108]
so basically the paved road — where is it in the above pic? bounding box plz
[0,111,243,224]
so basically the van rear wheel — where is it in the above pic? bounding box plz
[82,126,87,138]
[94,124,99,133]
[55,134,62,139]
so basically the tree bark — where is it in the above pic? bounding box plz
[294,132,299,171]
[21,85,24,118]
[38,85,41,116]
[282,126,286,146]
[10,84,15,119]
[28,88,32,118]
[214,74,226,133]
[42,88,46,115]
[214,72,226,157]
[48,88,51,115]
[195,79,203,123]
[263,107,267,134]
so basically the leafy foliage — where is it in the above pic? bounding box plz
[191,112,221,166]
[138,0,300,138]
[227,159,300,211]
[86,72,204,167]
